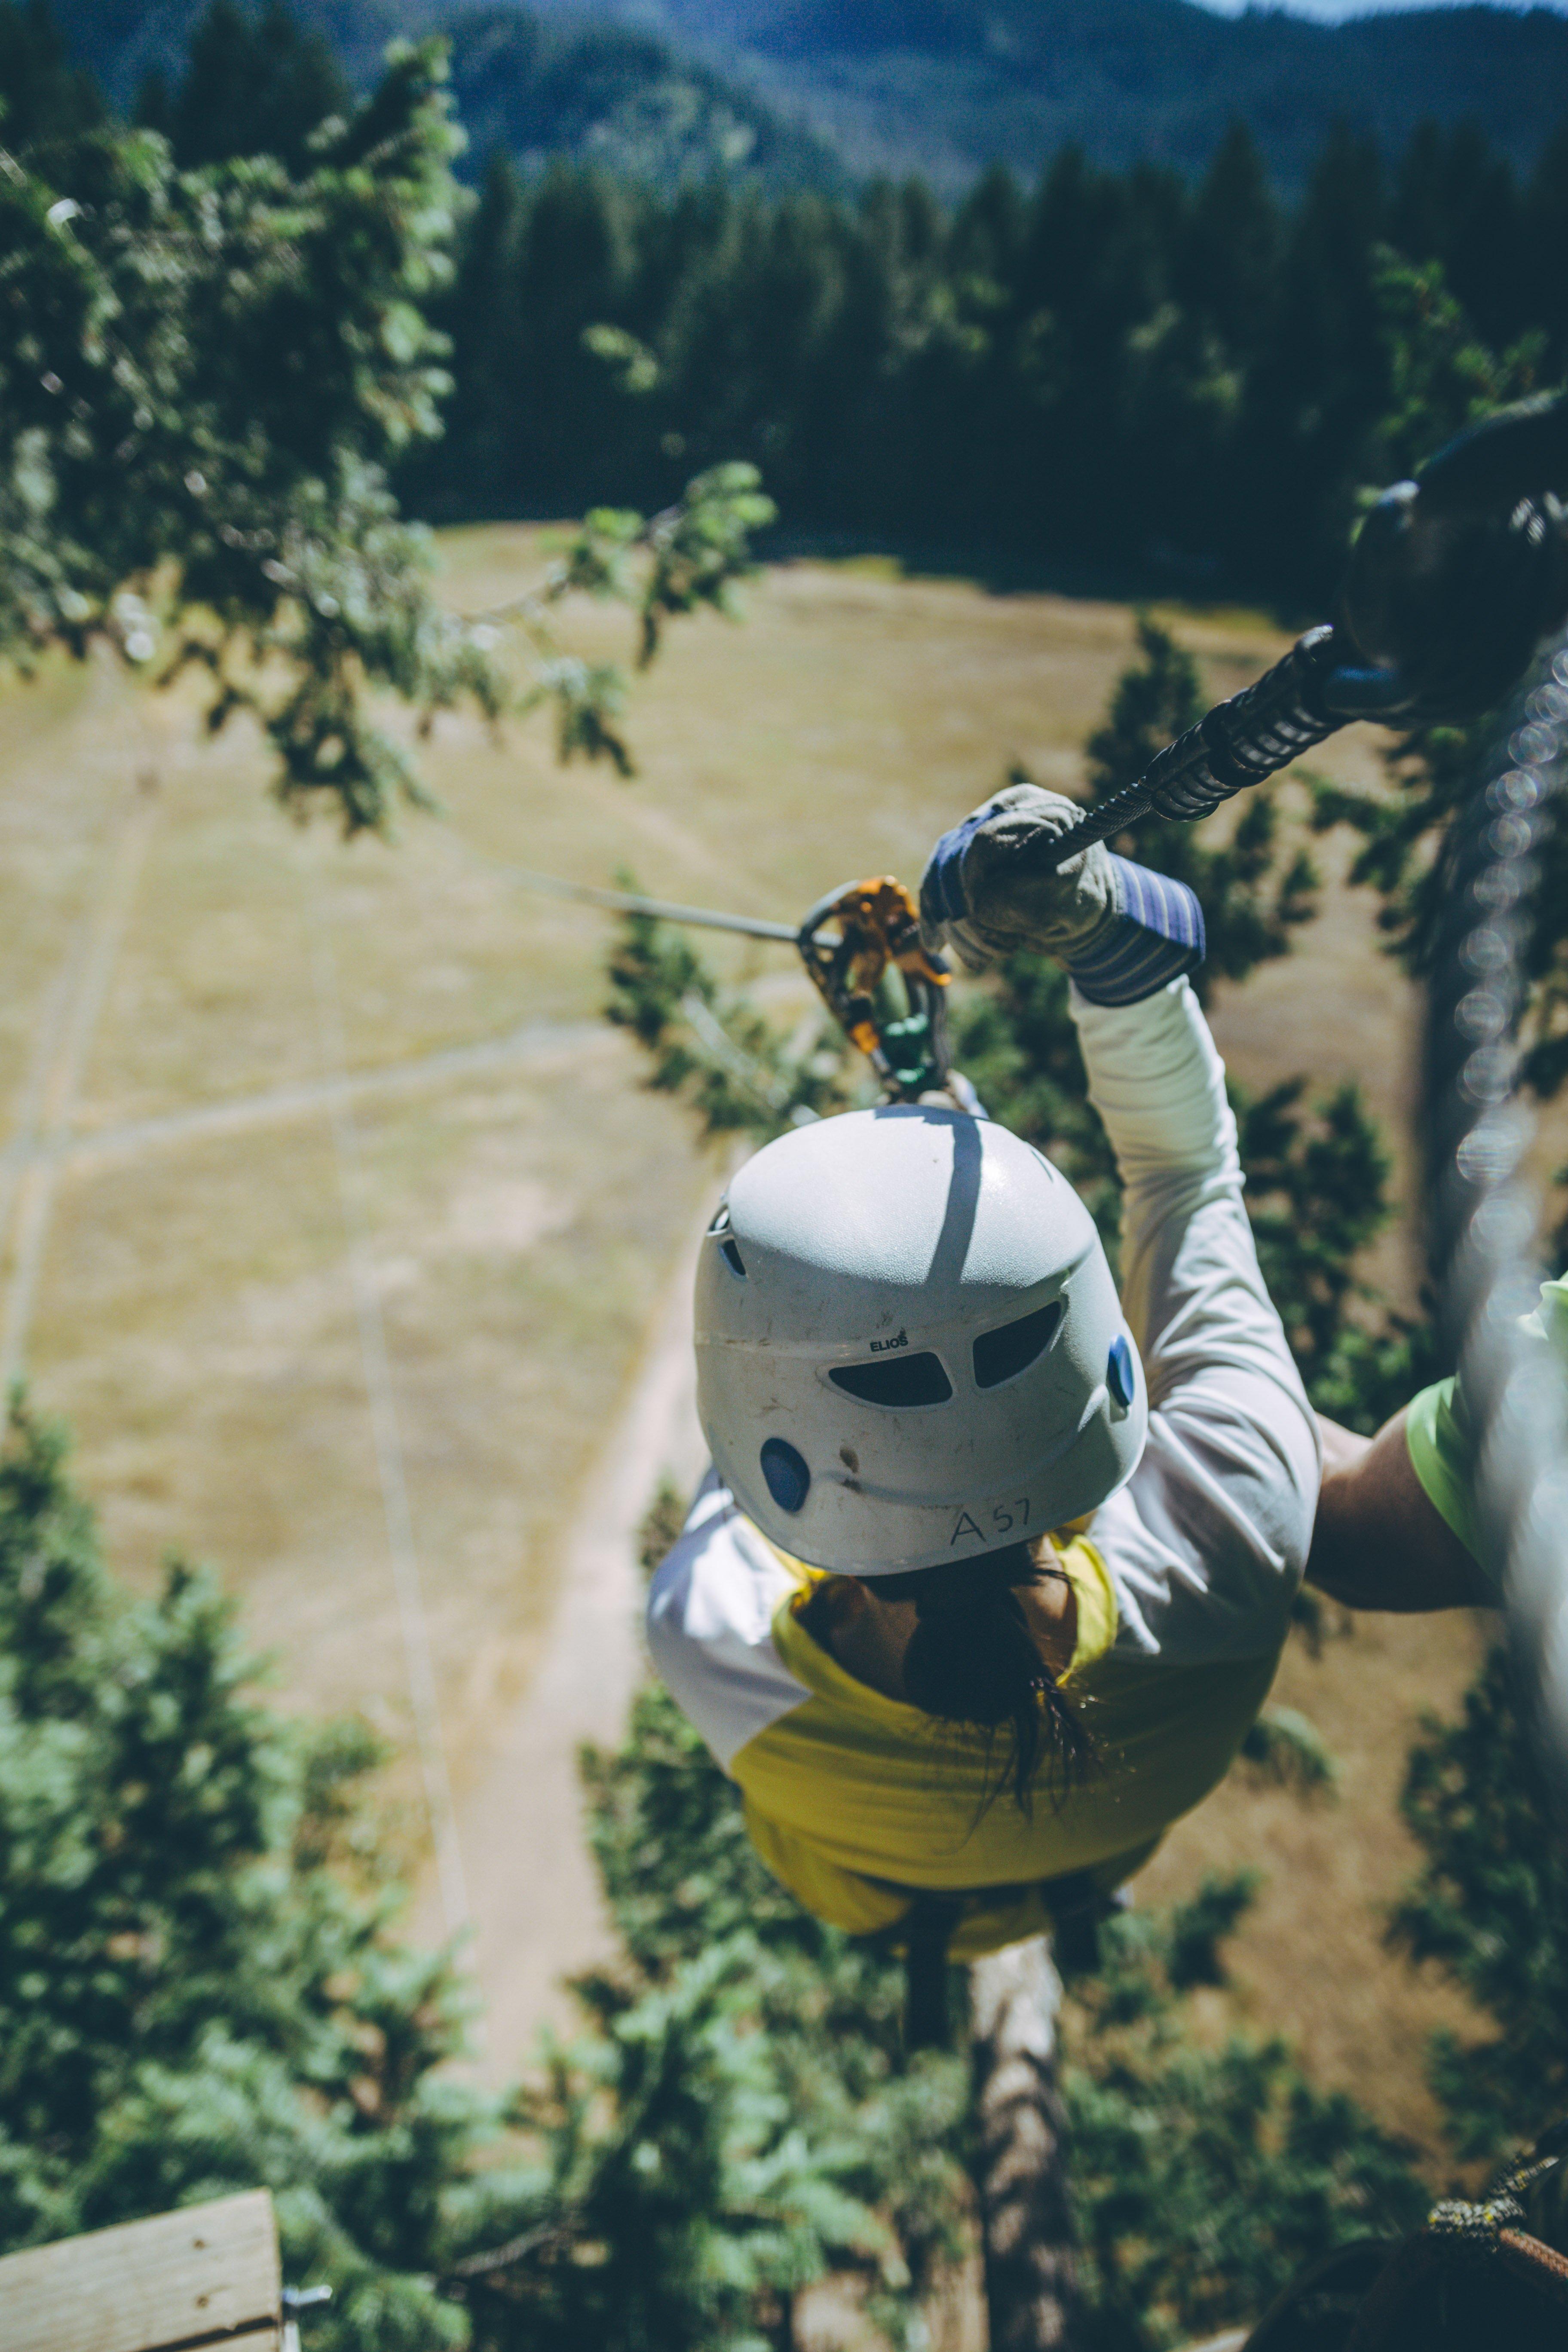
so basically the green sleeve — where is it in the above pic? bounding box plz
[1404,1375,1485,1568]
[1403,1280,1568,1592]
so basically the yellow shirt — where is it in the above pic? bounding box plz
[730,1536,1281,1960]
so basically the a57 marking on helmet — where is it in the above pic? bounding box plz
[951,1498,1032,1548]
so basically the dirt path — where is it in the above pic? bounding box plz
[0,799,715,2070]
[24,1016,613,1169]
[425,1223,707,2073]
[310,904,473,1941]
[19,970,809,1179]
[0,783,159,1389]
[0,769,727,2065]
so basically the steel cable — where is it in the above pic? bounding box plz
[1424,627,1568,1790]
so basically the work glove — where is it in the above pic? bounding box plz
[919,783,1117,974]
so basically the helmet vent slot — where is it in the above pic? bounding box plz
[720,1238,747,1279]
[760,1438,810,1513]
[973,1301,1063,1390]
[830,1354,953,1408]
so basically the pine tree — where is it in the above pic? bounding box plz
[1232,1078,1433,1433]
[1083,616,1320,994]
[950,160,1027,288]
[576,1675,973,2351]
[404,118,1568,588]
[1181,122,1280,360]
[605,904,858,1138]
[1008,147,1189,556]
[948,952,1121,1243]
[1390,120,1527,355]
[0,0,103,153]
[0,1395,978,2352]
[508,164,645,511]
[1390,1648,1568,2169]
[1062,1890,1426,2348]
[141,0,349,176]
[1243,123,1390,592]
[411,151,528,520]
[0,1400,496,2346]
[1524,123,1568,368]
[1305,257,1568,1188]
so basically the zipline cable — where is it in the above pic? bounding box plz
[486,863,799,941]
[1424,633,1568,1789]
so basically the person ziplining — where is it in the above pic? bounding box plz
[647,789,1319,1988]
[636,390,1568,2027]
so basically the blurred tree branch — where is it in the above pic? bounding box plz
[0,39,773,829]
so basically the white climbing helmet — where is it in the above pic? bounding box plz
[694,1106,1145,1575]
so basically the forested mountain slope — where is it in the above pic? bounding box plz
[45,0,842,188]
[532,0,1568,190]
[441,7,840,189]
[47,0,406,98]
[44,0,1568,192]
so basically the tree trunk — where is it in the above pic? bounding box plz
[969,1937,1085,2352]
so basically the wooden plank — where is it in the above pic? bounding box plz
[0,2190,280,2352]
[181,2334,278,2352]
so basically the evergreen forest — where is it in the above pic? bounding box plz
[411,117,1568,603]
[17,0,1568,603]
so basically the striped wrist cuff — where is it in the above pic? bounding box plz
[1066,857,1205,1005]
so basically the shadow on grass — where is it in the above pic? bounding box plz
[403,488,1319,631]
[759,524,1321,630]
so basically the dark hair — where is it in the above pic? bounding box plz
[876,1542,1096,1812]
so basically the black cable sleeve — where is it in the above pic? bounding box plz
[1029,625,1348,872]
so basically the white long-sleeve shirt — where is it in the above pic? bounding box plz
[646,979,1320,1951]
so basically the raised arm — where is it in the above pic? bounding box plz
[1070,977,1320,1659]
[920,781,1307,1421]
[919,787,1318,1661]
[1069,976,1293,1396]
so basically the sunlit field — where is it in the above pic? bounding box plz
[0,527,1525,2147]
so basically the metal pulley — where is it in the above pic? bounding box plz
[500,861,977,1106]
[794,875,973,1106]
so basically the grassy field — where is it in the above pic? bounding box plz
[0,528,1526,2161]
